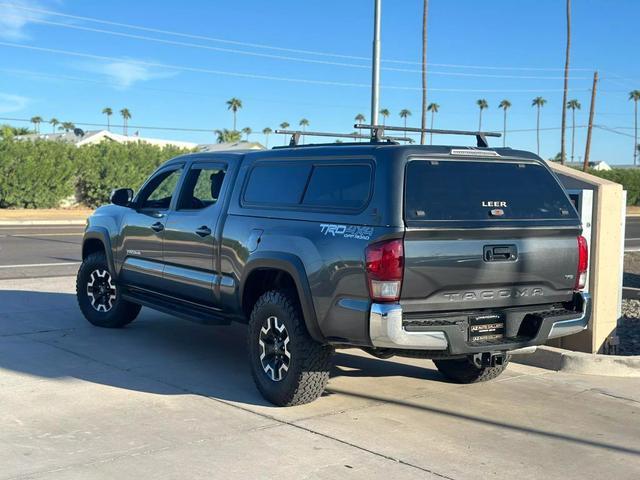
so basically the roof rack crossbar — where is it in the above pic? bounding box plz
[274,129,411,146]
[354,124,502,148]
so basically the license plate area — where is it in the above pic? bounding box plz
[469,313,505,342]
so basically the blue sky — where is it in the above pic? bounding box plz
[0,0,638,163]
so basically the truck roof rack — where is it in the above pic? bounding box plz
[354,124,502,148]
[273,129,411,147]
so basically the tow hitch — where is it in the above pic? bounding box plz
[472,352,506,368]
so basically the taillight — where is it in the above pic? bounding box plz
[575,235,588,290]
[365,239,404,302]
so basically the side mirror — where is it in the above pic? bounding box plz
[110,188,133,207]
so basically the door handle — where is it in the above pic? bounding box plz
[195,226,212,237]
[150,222,164,233]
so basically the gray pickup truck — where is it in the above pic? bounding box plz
[77,140,590,406]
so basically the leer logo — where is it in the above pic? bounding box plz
[482,201,507,207]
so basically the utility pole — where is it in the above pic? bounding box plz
[370,0,381,129]
[583,71,598,172]
[560,0,571,165]
[420,0,429,145]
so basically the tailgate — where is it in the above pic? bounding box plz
[401,157,581,313]
[401,227,580,312]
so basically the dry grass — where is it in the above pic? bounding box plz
[0,208,93,220]
[628,206,640,216]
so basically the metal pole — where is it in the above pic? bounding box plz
[370,0,381,128]
[583,70,598,172]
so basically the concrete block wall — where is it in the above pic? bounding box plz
[548,162,624,353]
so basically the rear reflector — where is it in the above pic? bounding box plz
[365,239,404,302]
[575,235,588,290]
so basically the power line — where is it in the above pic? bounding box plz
[0,67,368,110]
[17,17,593,80]
[0,116,218,133]
[594,124,635,138]
[0,42,590,93]
[2,2,596,72]
[3,116,631,139]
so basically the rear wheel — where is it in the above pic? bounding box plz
[76,252,141,328]
[248,290,333,406]
[434,355,510,383]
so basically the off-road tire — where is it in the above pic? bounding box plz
[433,355,510,383]
[248,290,333,406]
[76,252,141,328]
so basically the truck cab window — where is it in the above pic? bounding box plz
[177,166,226,210]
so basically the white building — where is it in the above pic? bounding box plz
[14,129,266,151]
[14,129,199,149]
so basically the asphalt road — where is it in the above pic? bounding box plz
[625,216,640,251]
[0,225,83,279]
[1,220,640,280]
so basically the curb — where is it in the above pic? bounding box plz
[0,219,86,226]
[513,346,640,377]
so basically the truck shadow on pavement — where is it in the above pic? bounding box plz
[0,289,444,407]
[2,289,639,459]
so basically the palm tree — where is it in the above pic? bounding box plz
[299,118,309,144]
[354,113,366,139]
[30,116,43,134]
[59,122,75,132]
[379,108,390,126]
[226,98,242,132]
[262,127,273,148]
[476,99,488,131]
[49,118,59,133]
[279,122,290,145]
[215,129,241,144]
[531,97,547,155]
[399,109,411,138]
[241,127,252,141]
[102,107,113,131]
[420,0,429,144]
[120,108,131,135]
[567,99,581,163]
[498,100,511,147]
[630,90,640,166]
[426,103,439,145]
[560,0,572,164]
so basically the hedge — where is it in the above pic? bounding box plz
[0,139,192,208]
[585,169,640,206]
[1,138,638,208]
[75,142,190,207]
[0,140,76,208]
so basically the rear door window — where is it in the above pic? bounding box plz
[405,159,576,221]
[302,164,372,210]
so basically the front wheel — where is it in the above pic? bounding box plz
[248,290,333,406]
[76,252,141,328]
[433,355,510,383]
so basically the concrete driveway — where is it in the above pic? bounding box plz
[1,275,639,480]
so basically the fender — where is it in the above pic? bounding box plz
[240,251,325,343]
[83,227,117,277]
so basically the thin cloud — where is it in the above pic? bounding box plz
[0,0,48,40]
[78,60,177,90]
[0,93,30,113]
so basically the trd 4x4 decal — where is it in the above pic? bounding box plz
[320,224,373,240]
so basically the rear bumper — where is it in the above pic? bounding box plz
[369,292,590,355]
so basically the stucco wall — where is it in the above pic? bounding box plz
[547,162,623,353]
